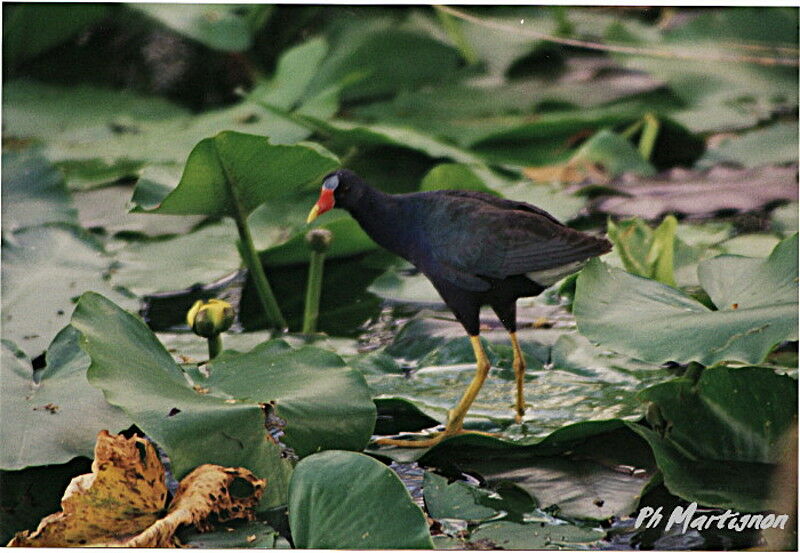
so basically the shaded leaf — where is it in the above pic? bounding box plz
[469,520,605,549]
[417,423,656,521]
[631,365,798,511]
[2,149,77,233]
[423,472,499,522]
[3,4,109,69]
[699,123,799,168]
[288,450,434,549]
[574,234,799,366]
[0,328,130,470]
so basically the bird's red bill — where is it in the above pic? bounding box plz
[307,188,335,223]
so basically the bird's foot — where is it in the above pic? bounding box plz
[374,428,500,448]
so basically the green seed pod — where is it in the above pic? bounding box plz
[305,228,333,253]
[187,299,235,338]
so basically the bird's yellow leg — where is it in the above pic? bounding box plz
[374,336,492,448]
[510,332,527,423]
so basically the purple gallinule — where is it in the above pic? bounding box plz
[307,169,611,446]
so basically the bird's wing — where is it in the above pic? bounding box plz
[419,194,611,284]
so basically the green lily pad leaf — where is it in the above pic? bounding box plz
[309,118,485,166]
[111,221,241,295]
[719,233,782,258]
[73,183,203,238]
[632,365,798,511]
[3,3,109,69]
[178,518,283,548]
[70,293,371,508]
[368,259,442,305]
[607,216,678,287]
[592,165,798,220]
[418,423,656,521]
[2,225,136,358]
[3,80,314,188]
[2,149,77,233]
[698,123,799,168]
[469,520,605,550]
[574,234,798,366]
[307,19,461,102]
[370,311,669,436]
[133,131,339,218]
[771,202,798,235]
[0,327,130,470]
[288,450,434,549]
[128,4,261,52]
[423,472,499,522]
[200,342,376,458]
[572,129,655,178]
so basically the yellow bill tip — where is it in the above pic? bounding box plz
[306,204,321,224]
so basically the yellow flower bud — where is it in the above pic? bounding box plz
[187,299,235,338]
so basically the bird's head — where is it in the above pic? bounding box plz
[306,169,366,223]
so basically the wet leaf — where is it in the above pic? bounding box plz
[574,234,799,366]
[368,310,669,435]
[423,472,499,522]
[0,328,130,470]
[288,450,434,548]
[1,225,137,358]
[591,165,798,220]
[469,520,605,549]
[632,365,798,511]
[2,149,77,233]
[418,423,657,521]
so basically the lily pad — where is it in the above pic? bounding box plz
[1,225,136,358]
[132,131,339,218]
[417,423,657,521]
[632,365,798,511]
[698,123,799,168]
[2,149,77,233]
[469,520,605,549]
[70,293,375,508]
[423,471,500,522]
[0,327,130,470]
[288,450,434,549]
[574,234,798,366]
[368,311,669,435]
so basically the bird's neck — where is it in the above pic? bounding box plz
[345,186,414,257]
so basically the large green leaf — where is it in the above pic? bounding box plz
[2,149,77,233]
[1,225,136,358]
[133,131,338,218]
[0,328,130,470]
[631,366,798,511]
[288,450,434,549]
[416,423,656,521]
[574,234,798,366]
[469,520,605,550]
[70,293,375,507]
[128,4,263,52]
[201,342,376,458]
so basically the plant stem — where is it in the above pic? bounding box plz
[434,6,478,66]
[638,113,660,161]
[302,249,326,334]
[218,145,288,331]
[208,334,223,359]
